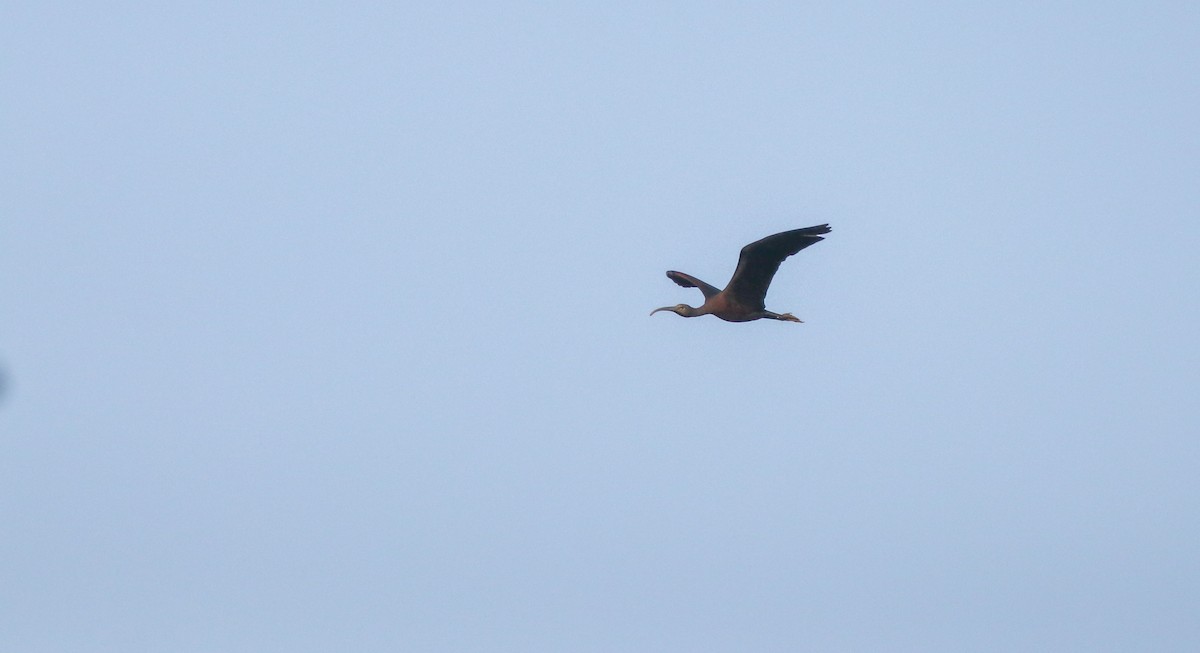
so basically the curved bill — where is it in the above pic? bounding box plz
[649,306,674,316]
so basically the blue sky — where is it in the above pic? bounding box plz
[3,2,1199,651]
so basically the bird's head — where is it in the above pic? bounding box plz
[650,304,695,318]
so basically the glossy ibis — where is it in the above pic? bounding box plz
[651,224,830,323]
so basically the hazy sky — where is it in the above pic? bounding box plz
[3,2,1199,651]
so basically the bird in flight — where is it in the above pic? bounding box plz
[651,224,831,323]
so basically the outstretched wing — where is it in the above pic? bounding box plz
[724,224,830,309]
[666,270,720,299]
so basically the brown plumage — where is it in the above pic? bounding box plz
[651,224,830,323]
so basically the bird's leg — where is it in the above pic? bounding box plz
[762,311,803,323]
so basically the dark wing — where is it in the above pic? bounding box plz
[666,270,720,299]
[723,224,830,309]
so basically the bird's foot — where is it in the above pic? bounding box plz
[779,313,803,323]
